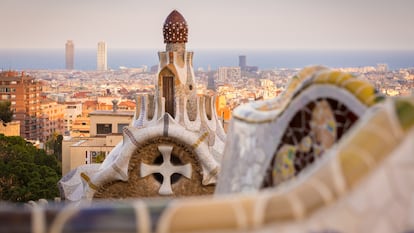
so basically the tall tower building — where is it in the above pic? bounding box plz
[238,55,258,72]
[239,55,246,68]
[65,40,74,70]
[207,73,216,92]
[97,41,108,71]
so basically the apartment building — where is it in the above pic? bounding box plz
[61,106,134,175]
[39,98,65,142]
[0,71,43,141]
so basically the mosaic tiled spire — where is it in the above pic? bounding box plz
[163,10,188,44]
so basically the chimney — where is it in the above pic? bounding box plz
[112,99,118,112]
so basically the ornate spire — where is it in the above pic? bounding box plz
[163,10,188,44]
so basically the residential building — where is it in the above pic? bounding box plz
[61,102,134,175]
[39,98,65,142]
[70,116,90,137]
[218,66,241,82]
[62,135,118,175]
[0,71,42,141]
[118,100,136,111]
[82,100,100,116]
[89,109,133,137]
[63,101,82,135]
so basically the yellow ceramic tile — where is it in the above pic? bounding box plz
[339,109,400,188]
[263,194,297,224]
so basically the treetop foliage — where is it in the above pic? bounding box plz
[0,101,13,124]
[0,134,61,202]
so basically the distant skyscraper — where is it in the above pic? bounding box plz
[238,55,258,72]
[97,41,107,71]
[65,40,74,70]
[207,73,216,92]
[239,55,246,68]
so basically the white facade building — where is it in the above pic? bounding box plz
[218,66,241,82]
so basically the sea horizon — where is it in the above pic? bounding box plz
[1,48,414,71]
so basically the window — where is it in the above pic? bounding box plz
[117,123,129,133]
[87,151,106,164]
[0,88,10,93]
[97,123,112,134]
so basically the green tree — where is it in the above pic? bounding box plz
[45,133,63,161]
[0,101,13,125]
[0,134,61,202]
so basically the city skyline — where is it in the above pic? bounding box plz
[1,0,414,50]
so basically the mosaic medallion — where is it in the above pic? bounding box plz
[263,98,359,187]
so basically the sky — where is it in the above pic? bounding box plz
[1,0,414,50]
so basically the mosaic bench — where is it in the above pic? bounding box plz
[216,66,385,193]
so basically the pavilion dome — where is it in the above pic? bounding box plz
[163,10,188,44]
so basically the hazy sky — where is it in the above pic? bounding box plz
[1,0,414,50]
